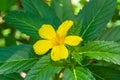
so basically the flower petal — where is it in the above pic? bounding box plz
[33,40,52,55]
[64,36,83,46]
[39,24,56,39]
[57,20,73,37]
[51,45,68,61]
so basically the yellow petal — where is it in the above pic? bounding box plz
[64,36,83,46]
[51,45,68,61]
[57,20,73,37]
[33,40,52,55]
[39,24,56,39]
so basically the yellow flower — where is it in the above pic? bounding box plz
[33,20,83,61]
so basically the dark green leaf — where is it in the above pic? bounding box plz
[25,55,62,80]
[89,65,120,80]
[64,67,95,80]
[51,0,74,21]
[80,41,120,65]
[76,0,116,41]
[98,26,120,42]
[21,0,60,27]
[4,11,44,39]
[5,36,16,46]
[0,73,24,80]
[0,45,38,74]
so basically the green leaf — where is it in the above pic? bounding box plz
[21,0,60,27]
[51,0,74,21]
[89,65,120,80]
[5,36,16,46]
[0,0,17,11]
[98,26,120,42]
[63,68,74,80]
[64,67,95,80]
[83,51,120,65]
[80,41,120,54]
[80,41,120,65]
[25,55,62,80]
[71,53,83,65]
[4,11,44,39]
[76,0,116,41]
[0,73,24,80]
[0,45,38,74]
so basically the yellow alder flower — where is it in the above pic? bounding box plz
[33,20,83,61]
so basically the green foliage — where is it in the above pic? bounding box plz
[0,0,17,11]
[51,0,74,21]
[25,55,62,80]
[63,68,74,80]
[0,73,24,80]
[4,11,44,40]
[80,41,120,65]
[89,65,120,80]
[0,45,38,74]
[98,26,120,42]
[83,51,120,65]
[80,41,120,54]
[64,67,95,80]
[76,0,116,41]
[71,53,83,65]
[21,0,60,27]
[1,0,119,79]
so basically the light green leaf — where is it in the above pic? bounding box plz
[4,11,44,39]
[0,45,38,74]
[83,51,120,65]
[21,0,60,27]
[63,68,74,80]
[76,0,116,41]
[80,41,120,65]
[98,26,120,42]
[25,55,62,80]
[80,41,120,54]
[51,0,74,21]
[0,73,24,80]
[64,67,95,80]
[89,65,120,80]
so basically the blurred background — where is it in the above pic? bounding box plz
[0,0,120,47]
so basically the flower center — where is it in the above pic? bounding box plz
[52,34,64,46]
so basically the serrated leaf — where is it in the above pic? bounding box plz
[51,0,74,21]
[89,65,120,80]
[80,41,120,54]
[4,11,44,39]
[25,55,62,80]
[0,73,24,80]
[98,26,120,42]
[76,0,116,41]
[83,51,120,65]
[64,67,95,80]
[21,0,60,27]
[80,41,120,65]
[0,45,38,74]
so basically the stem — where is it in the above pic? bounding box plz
[72,65,77,80]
